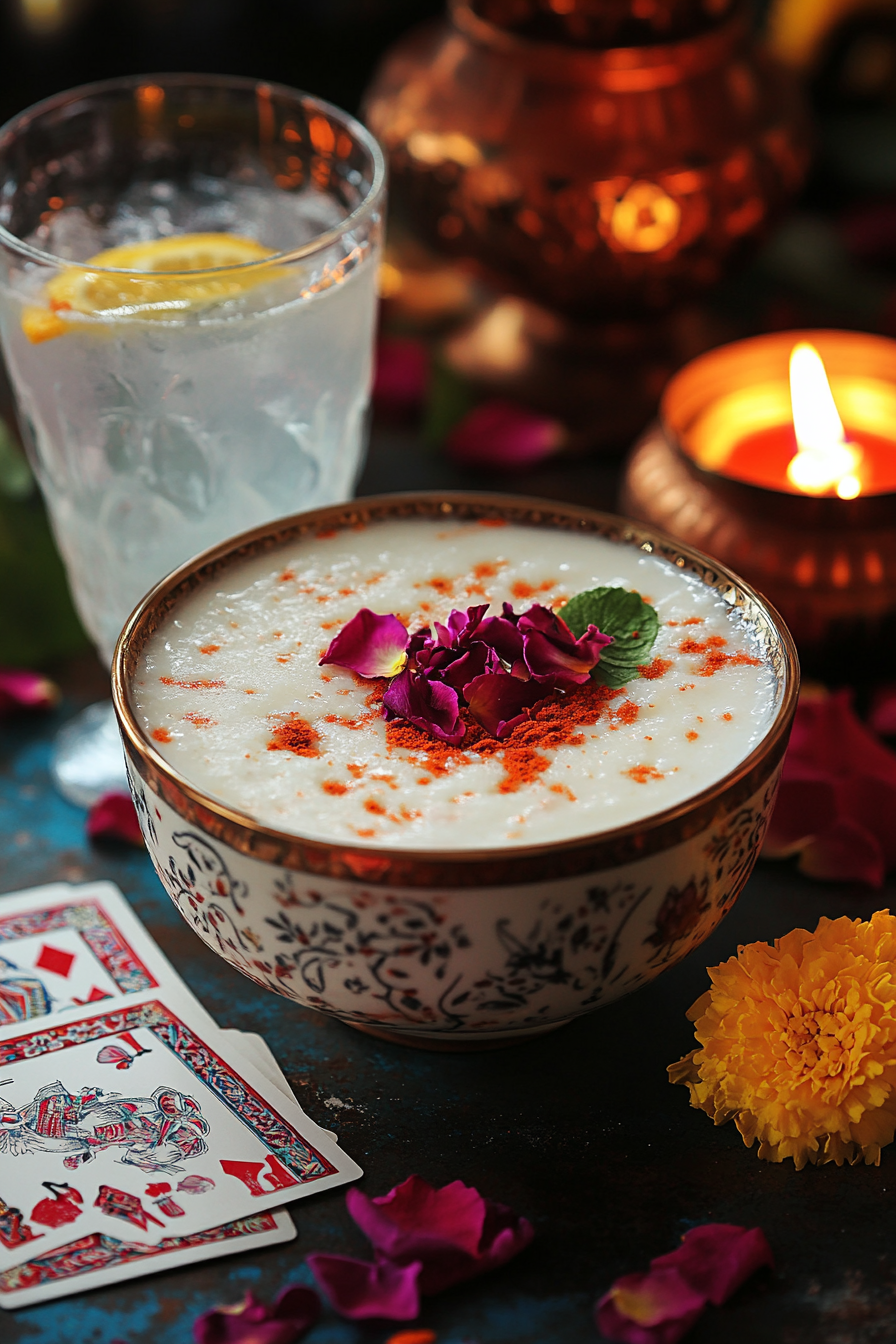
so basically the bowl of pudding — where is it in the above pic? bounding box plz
[112,492,798,1048]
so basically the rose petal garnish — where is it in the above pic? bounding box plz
[477,608,524,664]
[0,667,60,715]
[518,605,613,687]
[86,792,144,847]
[763,689,896,886]
[464,670,547,738]
[595,1224,772,1343]
[383,668,464,744]
[306,1253,421,1320]
[346,1175,534,1296]
[193,1285,320,1344]
[445,400,564,472]
[320,609,409,679]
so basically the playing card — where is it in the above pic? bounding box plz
[0,1207,296,1309]
[221,1031,338,1141]
[0,988,361,1268]
[0,882,216,1030]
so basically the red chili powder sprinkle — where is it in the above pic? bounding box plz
[550,783,577,801]
[267,714,320,757]
[473,561,501,578]
[322,780,348,795]
[721,712,733,721]
[625,764,664,784]
[679,684,695,691]
[511,579,554,600]
[199,644,220,655]
[465,583,487,597]
[316,527,338,539]
[355,827,376,838]
[364,798,387,815]
[478,518,507,527]
[347,763,366,778]
[316,595,330,604]
[244,689,257,695]
[183,713,215,728]
[679,635,727,655]
[683,617,704,626]
[276,656,291,664]
[339,588,356,597]
[278,569,295,582]
[386,680,618,793]
[699,649,762,677]
[612,700,639,726]
[417,777,430,785]
[686,730,699,741]
[160,677,224,690]
[428,576,454,595]
[419,601,432,613]
[638,658,673,681]
[321,620,340,630]
[151,727,172,743]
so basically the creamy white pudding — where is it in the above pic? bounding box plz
[133,516,780,849]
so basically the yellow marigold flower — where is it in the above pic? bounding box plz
[668,910,896,1170]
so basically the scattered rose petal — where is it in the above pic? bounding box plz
[869,684,896,736]
[0,667,60,715]
[306,1253,422,1320]
[321,609,409,679]
[596,1268,705,1344]
[346,1175,535,1296]
[517,605,613,688]
[763,689,896,886]
[373,336,430,417]
[193,1285,320,1344]
[596,1224,772,1343]
[86,792,144,847]
[383,668,464,745]
[445,400,564,472]
[464,670,547,737]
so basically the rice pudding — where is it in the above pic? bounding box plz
[133,515,780,850]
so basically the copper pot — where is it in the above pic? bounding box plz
[364,0,809,318]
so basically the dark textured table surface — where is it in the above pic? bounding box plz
[2,434,893,1344]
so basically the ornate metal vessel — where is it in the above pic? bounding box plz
[365,0,809,318]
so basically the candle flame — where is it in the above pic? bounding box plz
[786,342,863,497]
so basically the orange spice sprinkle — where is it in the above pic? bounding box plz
[473,560,502,579]
[322,780,348,795]
[160,676,224,690]
[338,587,355,596]
[151,727,172,743]
[316,527,337,539]
[321,620,341,630]
[511,579,554,600]
[276,656,291,664]
[721,712,733,721]
[478,518,507,527]
[278,569,295,582]
[347,763,366,778]
[680,635,727,655]
[612,700,639,726]
[417,777,430,785]
[683,616,704,625]
[316,595,330,604]
[428,576,454,595]
[638,657,673,681]
[625,764,664,783]
[465,583,487,597]
[550,783,577,801]
[686,730,699,741]
[183,713,215,728]
[700,649,762,677]
[266,714,320,757]
[364,798,387,815]
[419,601,432,613]
[244,689,257,695]
[385,1330,437,1344]
[355,827,376,838]
[679,684,696,691]
[199,644,220,655]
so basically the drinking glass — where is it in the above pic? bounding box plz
[0,74,385,803]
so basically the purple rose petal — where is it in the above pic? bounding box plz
[193,1285,320,1344]
[320,609,409,679]
[518,605,613,688]
[651,1224,774,1306]
[464,671,547,738]
[86,792,144,847]
[383,668,465,744]
[306,1253,422,1320]
[346,1175,534,1296]
[445,400,563,472]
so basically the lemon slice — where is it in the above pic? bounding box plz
[23,233,281,343]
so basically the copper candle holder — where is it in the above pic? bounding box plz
[620,329,896,664]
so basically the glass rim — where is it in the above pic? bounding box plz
[0,71,387,276]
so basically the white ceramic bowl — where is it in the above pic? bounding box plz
[112,492,798,1049]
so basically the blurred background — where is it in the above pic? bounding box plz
[4,0,896,672]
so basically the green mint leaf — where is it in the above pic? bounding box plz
[557,586,659,689]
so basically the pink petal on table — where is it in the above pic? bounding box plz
[193,1286,320,1344]
[306,1253,422,1320]
[86,792,144,847]
[595,1268,706,1343]
[372,336,430,416]
[346,1175,534,1295]
[445,400,564,472]
[382,668,464,744]
[761,773,838,858]
[464,670,547,737]
[798,818,886,887]
[320,609,409,679]
[0,667,60,714]
[869,684,896,736]
[651,1224,774,1306]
